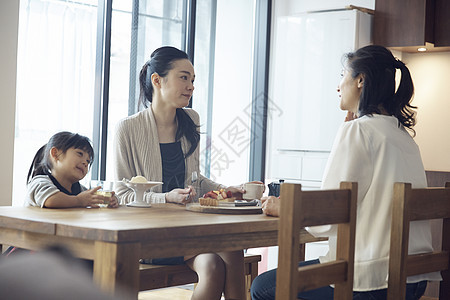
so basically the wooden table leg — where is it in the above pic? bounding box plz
[93,241,140,298]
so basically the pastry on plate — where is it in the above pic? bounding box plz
[199,189,235,206]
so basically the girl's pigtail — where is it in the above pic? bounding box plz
[27,144,48,184]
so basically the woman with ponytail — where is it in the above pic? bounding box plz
[251,45,440,300]
[113,46,246,300]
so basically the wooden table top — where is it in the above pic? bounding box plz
[0,204,279,243]
[0,204,324,297]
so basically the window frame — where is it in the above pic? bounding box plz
[91,0,271,182]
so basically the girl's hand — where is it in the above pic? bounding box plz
[165,187,195,204]
[77,187,106,208]
[107,192,119,208]
[261,196,280,217]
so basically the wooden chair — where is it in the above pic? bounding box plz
[387,182,450,300]
[275,182,358,300]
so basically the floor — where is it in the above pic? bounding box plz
[139,284,229,300]
[138,287,437,300]
[139,287,193,300]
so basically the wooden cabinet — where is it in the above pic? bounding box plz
[374,0,450,52]
[434,0,450,46]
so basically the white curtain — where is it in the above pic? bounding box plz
[13,0,97,206]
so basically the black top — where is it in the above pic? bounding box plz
[49,174,82,195]
[160,141,185,193]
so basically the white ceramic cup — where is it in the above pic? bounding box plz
[243,183,265,200]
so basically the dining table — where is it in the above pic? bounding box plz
[0,203,319,298]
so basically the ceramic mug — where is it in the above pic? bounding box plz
[243,182,265,200]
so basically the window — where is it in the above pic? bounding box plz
[103,0,187,181]
[193,0,255,185]
[13,0,269,206]
[13,0,98,206]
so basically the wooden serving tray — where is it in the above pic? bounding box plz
[186,203,262,215]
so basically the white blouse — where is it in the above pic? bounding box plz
[307,114,441,291]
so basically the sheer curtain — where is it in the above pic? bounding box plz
[13,0,97,206]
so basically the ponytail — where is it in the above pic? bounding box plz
[345,45,417,135]
[138,63,153,110]
[27,144,49,184]
[393,60,416,132]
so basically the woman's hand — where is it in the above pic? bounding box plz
[165,186,196,204]
[107,192,119,208]
[261,196,280,217]
[227,181,265,200]
[226,185,245,199]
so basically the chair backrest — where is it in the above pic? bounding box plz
[275,182,358,300]
[387,182,450,300]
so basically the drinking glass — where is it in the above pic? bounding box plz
[90,180,114,207]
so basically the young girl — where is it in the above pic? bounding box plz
[25,131,118,208]
[114,46,246,300]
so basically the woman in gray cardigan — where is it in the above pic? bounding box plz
[113,46,246,300]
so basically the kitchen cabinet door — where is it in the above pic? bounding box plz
[374,0,450,50]
[435,0,450,46]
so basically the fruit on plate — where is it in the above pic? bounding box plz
[199,189,235,206]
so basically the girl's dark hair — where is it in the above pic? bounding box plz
[27,131,94,183]
[138,46,199,157]
[345,45,417,134]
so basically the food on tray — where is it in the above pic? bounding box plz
[199,189,235,206]
[130,175,148,183]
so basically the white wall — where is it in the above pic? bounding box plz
[0,0,20,206]
[404,52,450,171]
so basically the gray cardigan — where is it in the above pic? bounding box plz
[113,106,224,203]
